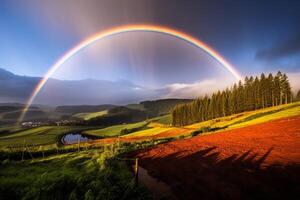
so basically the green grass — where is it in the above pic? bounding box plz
[0,148,151,200]
[84,121,148,137]
[0,126,101,147]
[73,110,108,120]
[228,103,300,129]
[150,114,172,125]
[122,127,173,138]
[0,138,175,200]
[186,102,300,134]
[0,124,23,133]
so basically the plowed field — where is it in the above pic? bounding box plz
[132,116,300,199]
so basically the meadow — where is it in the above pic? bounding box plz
[0,142,155,200]
[186,102,300,134]
[73,110,108,120]
[84,121,149,137]
[0,126,102,147]
[1,102,300,200]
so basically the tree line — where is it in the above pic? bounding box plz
[172,71,295,126]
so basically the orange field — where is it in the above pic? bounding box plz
[131,116,300,199]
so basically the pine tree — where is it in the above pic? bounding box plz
[296,90,300,102]
[248,76,255,110]
[273,74,281,106]
[253,76,260,109]
[267,73,275,106]
[237,81,244,112]
[171,72,293,126]
[260,73,267,108]
[281,73,292,104]
[276,71,284,105]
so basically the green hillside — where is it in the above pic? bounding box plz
[73,110,108,120]
[0,126,101,147]
[187,102,300,134]
[84,121,148,137]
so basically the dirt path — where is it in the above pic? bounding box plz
[131,116,300,200]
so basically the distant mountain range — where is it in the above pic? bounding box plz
[0,68,40,103]
[0,68,162,105]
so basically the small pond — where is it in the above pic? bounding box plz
[62,133,97,145]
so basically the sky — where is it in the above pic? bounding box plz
[1,0,300,104]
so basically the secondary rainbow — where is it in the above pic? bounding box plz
[19,24,242,122]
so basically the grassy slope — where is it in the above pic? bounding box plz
[0,149,150,200]
[1,103,299,148]
[73,110,108,120]
[150,114,172,125]
[0,126,101,147]
[186,102,300,132]
[122,127,173,138]
[84,121,148,137]
[121,102,300,140]
[0,124,23,133]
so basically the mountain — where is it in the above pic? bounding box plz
[0,68,41,103]
[0,68,161,105]
[55,104,117,114]
[141,99,193,115]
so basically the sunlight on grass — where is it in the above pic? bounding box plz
[122,127,173,138]
[186,102,300,135]
[85,121,148,137]
[73,110,108,120]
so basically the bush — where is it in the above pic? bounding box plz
[191,126,211,137]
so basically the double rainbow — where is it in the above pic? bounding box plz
[19,24,242,122]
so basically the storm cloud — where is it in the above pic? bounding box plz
[256,31,300,61]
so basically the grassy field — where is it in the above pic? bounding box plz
[122,127,173,138]
[73,110,108,120]
[0,145,151,200]
[0,102,299,199]
[186,102,300,133]
[84,121,149,137]
[1,103,299,148]
[150,114,172,125]
[0,126,101,147]
[0,124,23,133]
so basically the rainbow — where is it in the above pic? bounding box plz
[19,24,242,122]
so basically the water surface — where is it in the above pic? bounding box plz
[62,133,94,144]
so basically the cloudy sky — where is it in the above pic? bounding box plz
[0,0,300,104]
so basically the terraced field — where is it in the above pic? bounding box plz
[186,102,300,132]
[86,102,300,145]
[0,126,100,147]
[131,114,300,200]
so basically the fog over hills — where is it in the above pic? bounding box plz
[0,68,163,105]
[0,68,227,106]
[2,68,298,106]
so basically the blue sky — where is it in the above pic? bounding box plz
[1,0,300,87]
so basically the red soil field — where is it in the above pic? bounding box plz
[131,116,300,200]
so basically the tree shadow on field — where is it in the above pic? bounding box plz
[138,147,300,200]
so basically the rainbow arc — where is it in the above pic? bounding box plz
[19,24,242,122]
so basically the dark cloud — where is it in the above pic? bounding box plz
[256,32,300,60]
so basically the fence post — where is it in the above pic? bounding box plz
[21,139,26,161]
[26,145,34,160]
[134,158,139,186]
[40,146,45,159]
[77,135,80,152]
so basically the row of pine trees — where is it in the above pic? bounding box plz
[172,71,294,126]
